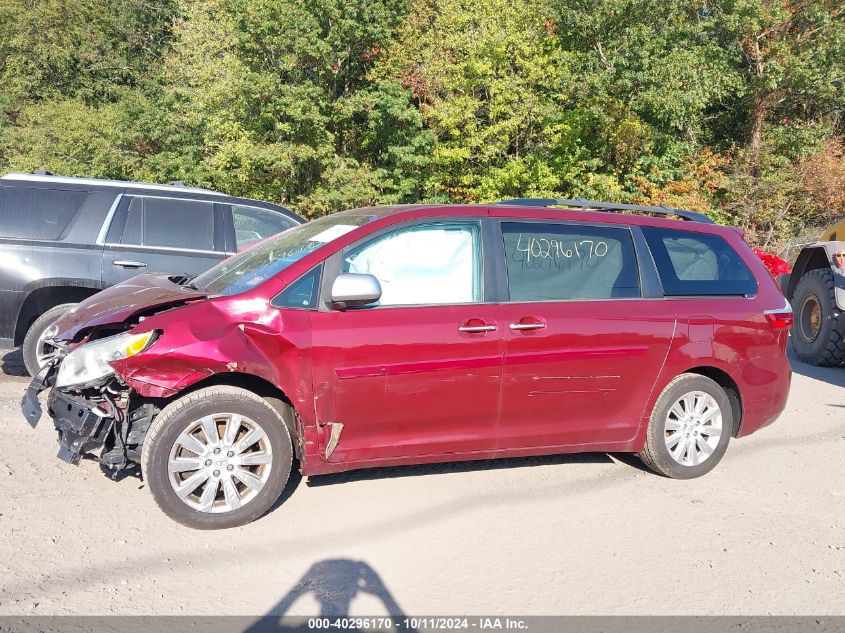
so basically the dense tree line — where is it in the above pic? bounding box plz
[1,0,844,247]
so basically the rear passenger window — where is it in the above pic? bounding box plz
[143,197,215,251]
[0,186,87,239]
[106,195,218,251]
[642,227,757,296]
[501,222,640,301]
[119,196,142,244]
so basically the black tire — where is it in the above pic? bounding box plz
[790,268,845,367]
[141,386,293,529]
[638,373,733,479]
[22,303,77,377]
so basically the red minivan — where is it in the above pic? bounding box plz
[22,200,792,528]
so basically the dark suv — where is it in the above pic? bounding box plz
[0,173,302,375]
[23,198,792,529]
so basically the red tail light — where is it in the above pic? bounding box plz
[764,303,794,329]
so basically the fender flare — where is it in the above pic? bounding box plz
[785,242,845,311]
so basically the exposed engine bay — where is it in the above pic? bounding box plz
[23,356,160,475]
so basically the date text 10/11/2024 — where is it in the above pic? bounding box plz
[307,617,529,630]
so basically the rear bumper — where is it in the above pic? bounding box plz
[736,357,792,438]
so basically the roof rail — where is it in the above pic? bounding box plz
[0,172,220,195]
[495,198,715,224]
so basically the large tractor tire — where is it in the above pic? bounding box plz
[791,268,845,367]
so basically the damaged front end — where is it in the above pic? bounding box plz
[19,270,307,479]
[21,332,161,475]
[19,273,218,475]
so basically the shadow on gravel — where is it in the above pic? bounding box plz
[306,451,615,487]
[258,559,411,620]
[98,462,142,482]
[1,347,27,377]
[267,467,304,514]
[608,451,652,473]
[788,345,845,390]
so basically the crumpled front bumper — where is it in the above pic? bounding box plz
[47,389,112,464]
[21,364,54,428]
[21,365,113,465]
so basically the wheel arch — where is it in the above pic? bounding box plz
[683,365,743,437]
[14,282,102,345]
[165,371,303,460]
[786,243,845,310]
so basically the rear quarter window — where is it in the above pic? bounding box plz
[642,227,757,296]
[0,185,87,239]
[232,204,297,251]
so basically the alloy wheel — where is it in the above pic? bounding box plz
[663,391,723,467]
[167,413,273,513]
[34,329,58,369]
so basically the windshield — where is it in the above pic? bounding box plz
[192,213,377,296]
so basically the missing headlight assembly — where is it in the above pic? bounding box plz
[47,379,124,466]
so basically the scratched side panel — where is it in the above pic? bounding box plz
[640,296,792,442]
[498,300,676,448]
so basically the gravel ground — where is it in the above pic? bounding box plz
[0,346,843,616]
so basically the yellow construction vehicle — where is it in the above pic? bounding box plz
[783,222,845,366]
[821,219,845,242]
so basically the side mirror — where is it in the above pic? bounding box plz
[330,273,382,310]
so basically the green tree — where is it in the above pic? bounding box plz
[553,0,746,204]
[1,0,844,246]
[0,0,177,175]
[715,0,845,172]
[153,0,430,214]
[711,0,845,243]
[378,0,591,202]
[0,0,176,103]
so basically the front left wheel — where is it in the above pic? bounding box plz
[141,386,293,529]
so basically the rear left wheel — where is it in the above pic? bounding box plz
[638,373,732,479]
[141,386,293,529]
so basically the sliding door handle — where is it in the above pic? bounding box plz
[459,324,497,333]
[509,322,546,331]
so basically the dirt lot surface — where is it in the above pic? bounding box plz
[0,346,843,617]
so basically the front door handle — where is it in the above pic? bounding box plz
[113,260,147,268]
[459,323,497,333]
[509,321,546,331]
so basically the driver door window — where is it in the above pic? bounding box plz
[342,223,482,306]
